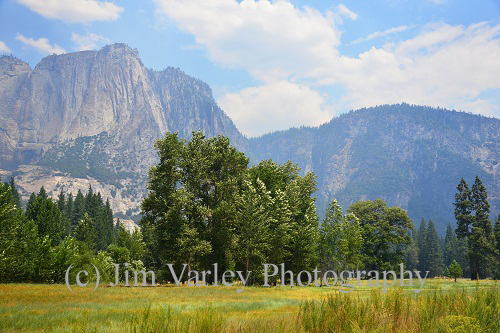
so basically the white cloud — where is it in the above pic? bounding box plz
[154,0,340,82]
[156,0,500,135]
[351,25,410,44]
[0,41,12,53]
[17,0,123,23]
[218,81,333,137]
[71,32,112,51]
[336,4,359,21]
[15,34,66,55]
[338,23,500,114]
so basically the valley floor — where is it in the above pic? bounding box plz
[0,279,498,332]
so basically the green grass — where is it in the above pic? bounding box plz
[0,279,498,332]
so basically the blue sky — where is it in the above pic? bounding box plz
[1,0,499,137]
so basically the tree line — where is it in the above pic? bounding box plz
[0,180,143,283]
[1,131,499,284]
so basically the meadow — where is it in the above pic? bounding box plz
[0,279,498,332]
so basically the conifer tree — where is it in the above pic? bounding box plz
[443,223,457,267]
[425,219,444,277]
[7,177,22,209]
[454,178,476,279]
[26,192,64,246]
[74,213,96,250]
[448,260,462,282]
[72,190,85,230]
[470,176,495,278]
[417,218,428,272]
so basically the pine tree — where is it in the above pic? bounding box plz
[72,190,85,230]
[57,189,70,237]
[454,178,476,279]
[448,260,462,282]
[26,192,64,246]
[417,218,428,272]
[495,214,500,255]
[425,219,444,277]
[405,230,419,271]
[443,223,457,267]
[38,186,48,200]
[74,213,96,250]
[470,176,495,278]
[8,177,22,209]
[26,192,37,217]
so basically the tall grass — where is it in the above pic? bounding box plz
[126,286,499,332]
[299,287,499,333]
[0,281,498,332]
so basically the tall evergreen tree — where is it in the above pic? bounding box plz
[495,214,500,256]
[6,177,22,209]
[26,192,64,246]
[470,176,495,278]
[454,178,476,279]
[405,230,419,271]
[443,223,457,267]
[74,213,96,250]
[417,218,428,272]
[72,190,85,230]
[425,219,445,277]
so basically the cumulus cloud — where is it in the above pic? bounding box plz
[154,0,340,82]
[351,25,411,44]
[0,41,12,53]
[17,0,123,23]
[218,81,333,137]
[71,32,112,51]
[155,0,500,136]
[15,34,66,54]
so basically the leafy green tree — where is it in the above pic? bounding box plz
[425,219,445,277]
[448,260,463,282]
[319,199,363,277]
[142,132,248,281]
[233,179,272,280]
[283,172,319,276]
[348,199,413,271]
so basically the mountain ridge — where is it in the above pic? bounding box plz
[0,44,498,233]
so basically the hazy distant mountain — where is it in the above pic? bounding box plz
[250,104,499,233]
[0,44,498,233]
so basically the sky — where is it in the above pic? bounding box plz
[0,0,499,137]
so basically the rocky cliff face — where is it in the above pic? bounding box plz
[0,44,246,216]
[0,45,498,233]
[250,104,500,232]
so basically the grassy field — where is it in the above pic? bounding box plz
[0,279,498,332]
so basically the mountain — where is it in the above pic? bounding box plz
[250,104,499,233]
[0,44,246,216]
[0,44,498,233]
